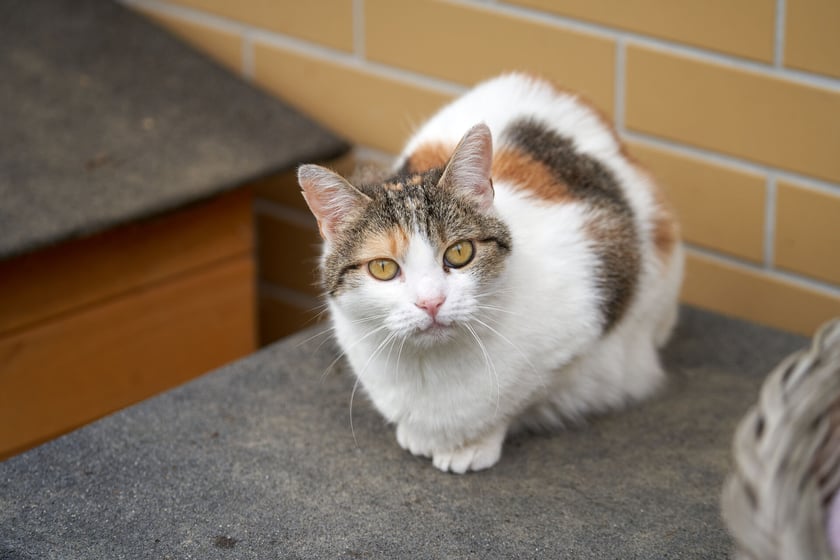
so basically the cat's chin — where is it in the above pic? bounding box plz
[409,322,457,347]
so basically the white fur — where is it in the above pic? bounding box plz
[328,73,684,473]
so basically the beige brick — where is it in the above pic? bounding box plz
[257,214,322,297]
[775,181,840,285]
[253,44,453,153]
[626,45,840,183]
[365,0,615,115]
[137,8,242,73]
[682,252,840,336]
[785,0,840,78]
[163,0,353,52]
[509,0,775,62]
[629,143,766,262]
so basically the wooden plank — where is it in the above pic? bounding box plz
[256,213,322,297]
[259,293,323,345]
[0,254,256,459]
[0,188,253,336]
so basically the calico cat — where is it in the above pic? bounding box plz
[299,72,683,474]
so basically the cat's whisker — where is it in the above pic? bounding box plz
[472,317,550,398]
[472,291,520,315]
[304,302,330,324]
[320,324,389,382]
[472,317,540,378]
[359,331,399,378]
[348,375,361,449]
[383,329,400,373]
[291,302,333,340]
[310,313,392,353]
[473,286,514,300]
[349,331,399,449]
[348,313,390,325]
[314,330,340,352]
[475,303,522,317]
[395,334,408,382]
[472,313,505,331]
[464,323,501,415]
[299,318,341,353]
[472,307,518,328]
[296,326,335,348]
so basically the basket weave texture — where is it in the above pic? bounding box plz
[722,318,840,559]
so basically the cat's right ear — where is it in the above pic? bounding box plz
[438,123,495,212]
[298,164,371,242]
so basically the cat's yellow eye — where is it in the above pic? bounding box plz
[368,258,400,281]
[443,240,475,269]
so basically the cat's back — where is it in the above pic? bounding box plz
[397,72,668,256]
[399,73,620,171]
[398,73,675,252]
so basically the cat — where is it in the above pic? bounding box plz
[298,72,683,474]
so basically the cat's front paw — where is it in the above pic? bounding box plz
[395,422,433,458]
[432,426,507,474]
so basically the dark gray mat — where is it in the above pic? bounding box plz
[0,0,347,260]
[0,307,807,559]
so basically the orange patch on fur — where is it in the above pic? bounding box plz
[632,159,680,261]
[652,199,679,261]
[405,142,453,173]
[360,227,410,261]
[492,147,571,202]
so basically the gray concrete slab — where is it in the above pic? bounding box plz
[0,0,348,260]
[0,307,807,559]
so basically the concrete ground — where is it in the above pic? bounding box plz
[0,306,807,559]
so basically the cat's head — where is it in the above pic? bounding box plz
[299,124,512,346]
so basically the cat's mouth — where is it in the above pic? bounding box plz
[424,320,450,332]
[412,318,457,344]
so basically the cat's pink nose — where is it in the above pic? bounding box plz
[416,295,446,318]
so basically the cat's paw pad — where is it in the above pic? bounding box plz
[395,423,432,458]
[432,437,503,474]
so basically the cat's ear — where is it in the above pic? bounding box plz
[439,123,494,211]
[298,164,371,242]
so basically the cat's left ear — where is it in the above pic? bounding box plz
[439,123,494,212]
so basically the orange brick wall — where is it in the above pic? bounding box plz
[125,0,840,337]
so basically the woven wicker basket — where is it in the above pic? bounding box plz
[722,318,840,559]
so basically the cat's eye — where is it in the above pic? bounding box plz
[443,240,475,269]
[368,258,400,281]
